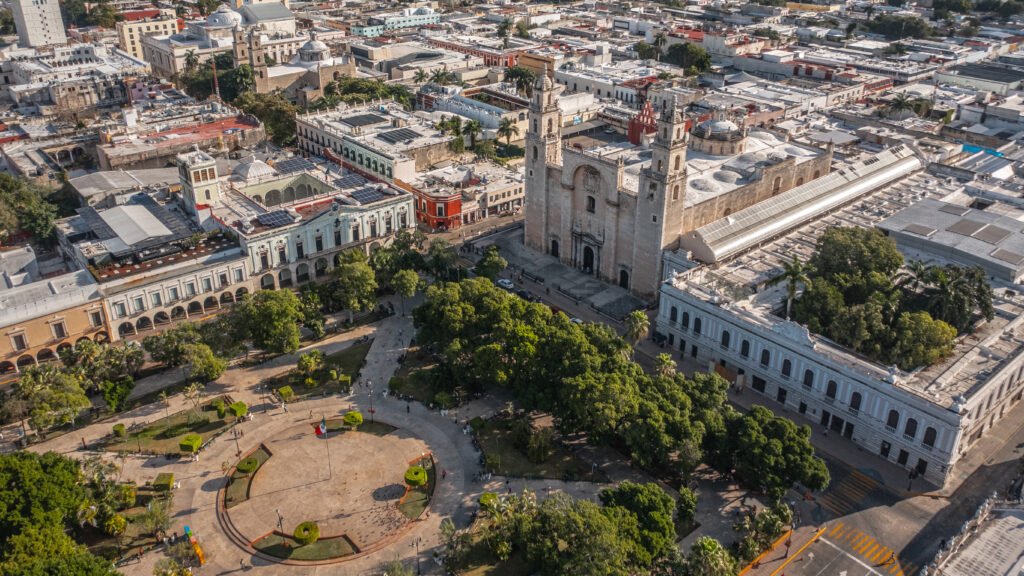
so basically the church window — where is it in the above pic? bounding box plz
[674,156,681,171]
[547,118,553,134]
[533,146,538,161]
[657,160,663,172]
[772,176,782,195]
[672,185,680,201]
[586,196,595,213]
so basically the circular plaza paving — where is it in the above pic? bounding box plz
[223,421,432,560]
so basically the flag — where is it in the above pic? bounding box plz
[315,416,326,436]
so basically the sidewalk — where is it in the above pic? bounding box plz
[739,526,826,576]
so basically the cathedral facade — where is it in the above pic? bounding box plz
[524,77,832,299]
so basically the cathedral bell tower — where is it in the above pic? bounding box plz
[633,94,688,289]
[524,66,563,256]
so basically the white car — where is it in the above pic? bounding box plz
[570,317,584,325]
[496,278,515,290]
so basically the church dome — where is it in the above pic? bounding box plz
[233,156,276,182]
[698,118,739,135]
[299,33,330,62]
[207,5,243,28]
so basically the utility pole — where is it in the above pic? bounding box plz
[211,57,221,101]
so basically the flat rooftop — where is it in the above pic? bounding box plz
[100,117,261,158]
[672,164,1024,406]
[0,270,100,329]
[299,104,450,159]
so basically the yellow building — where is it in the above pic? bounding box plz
[0,269,108,378]
[116,13,179,61]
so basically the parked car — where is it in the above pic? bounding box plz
[570,317,584,325]
[496,278,515,290]
[516,289,531,300]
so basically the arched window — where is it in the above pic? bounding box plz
[672,184,680,201]
[850,392,862,413]
[813,170,821,178]
[796,177,804,186]
[586,196,596,213]
[826,380,837,399]
[923,427,937,448]
[904,418,918,439]
[674,155,681,171]
[772,176,782,195]
[693,317,702,335]
[533,146,538,161]
[886,410,900,430]
[803,369,814,388]
[760,349,770,367]
[547,118,553,134]
[657,160,663,172]
[782,359,792,378]
[681,312,690,330]
[669,306,678,323]
[740,340,750,358]
[720,330,730,349]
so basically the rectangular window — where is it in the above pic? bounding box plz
[51,321,67,340]
[278,248,287,264]
[436,205,446,217]
[11,333,27,351]
[315,236,324,252]
[370,222,378,237]
[220,273,229,287]
[133,296,146,312]
[186,282,197,297]
[151,292,162,307]
[234,269,244,282]
[260,253,270,270]
[296,241,304,259]
[334,230,342,246]
[114,302,127,318]
[168,287,180,302]
[202,278,213,293]
[89,310,103,327]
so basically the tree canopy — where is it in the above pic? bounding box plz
[0,173,59,244]
[233,289,304,354]
[234,91,298,147]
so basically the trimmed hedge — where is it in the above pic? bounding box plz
[342,410,363,428]
[405,465,427,487]
[213,399,226,419]
[294,521,320,546]
[229,401,248,418]
[278,386,295,403]
[154,473,174,492]
[113,423,127,438]
[236,456,259,474]
[179,433,202,453]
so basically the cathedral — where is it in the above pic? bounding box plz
[234,29,355,106]
[523,74,833,299]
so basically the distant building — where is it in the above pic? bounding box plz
[116,12,180,60]
[351,7,441,37]
[10,0,66,48]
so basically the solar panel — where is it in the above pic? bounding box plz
[349,187,386,205]
[342,113,387,128]
[333,174,366,190]
[275,157,316,175]
[257,210,295,228]
[377,128,419,145]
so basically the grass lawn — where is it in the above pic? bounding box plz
[252,532,357,561]
[387,346,438,404]
[84,488,167,560]
[398,456,436,520]
[103,398,235,455]
[271,341,373,401]
[324,420,396,436]
[476,419,610,482]
[225,445,272,508]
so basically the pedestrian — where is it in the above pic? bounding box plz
[442,469,447,480]
[406,404,410,413]
[283,403,288,413]
[240,558,246,570]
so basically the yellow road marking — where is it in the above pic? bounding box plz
[830,522,845,536]
[857,537,876,554]
[865,543,880,559]
[871,546,890,563]
[769,527,826,576]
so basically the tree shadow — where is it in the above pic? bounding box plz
[372,483,405,501]
[202,477,228,492]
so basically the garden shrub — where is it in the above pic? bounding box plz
[117,484,137,510]
[388,376,405,392]
[278,386,295,403]
[405,466,427,487]
[229,401,248,418]
[236,456,259,474]
[213,398,226,419]
[433,391,454,409]
[294,521,320,546]
[479,492,498,513]
[527,428,555,464]
[154,473,174,491]
[103,514,127,537]
[337,373,352,392]
[342,410,363,428]
[304,376,318,389]
[484,454,500,473]
[179,433,202,453]
[113,423,126,438]
[469,417,485,432]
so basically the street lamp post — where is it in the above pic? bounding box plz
[233,427,241,456]
[413,538,422,575]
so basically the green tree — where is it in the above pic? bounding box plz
[515,19,531,39]
[599,481,677,563]
[675,486,697,527]
[100,376,134,412]
[767,255,812,320]
[299,289,326,339]
[413,69,428,84]
[503,66,536,98]
[184,343,226,383]
[653,31,668,59]
[426,239,459,280]
[143,322,202,367]
[184,50,199,73]
[236,289,304,354]
[462,119,483,148]
[141,498,171,537]
[475,245,508,280]
[296,349,325,377]
[497,116,520,147]
[234,91,298,146]
[654,353,676,377]
[0,9,15,34]
[392,269,420,316]
[685,536,734,576]
[12,365,91,433]
[865,15,933,39]
[523,493,638,575]
[496,17,513,39]
[1,525,118,575]
[634,41,659,60]
[233,63,256,95]
[664,43,711,74]
[0,173,60,244]
[624,310,650,348]
[331,250,378,323]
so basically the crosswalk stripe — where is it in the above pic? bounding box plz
[830,523,844,536]
[888,561,901,574]
[871,547,889,563]
[847,530,862,544]
[857,537,876,554]
[853,533,869,548]
[836,526,849,538]
[865,543,880,559]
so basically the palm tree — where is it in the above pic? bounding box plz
[926,266,971,330]
[897,260,932,292]
[654,353,676,377]
[182,382,203,420]
[887,92,916,118]
[159,390,170,420]
[624,310,650,349]
[414,69,428,84]
[653,31,668,61]
[430,67,450,85]
[503,66,535,98]
[234,64,255,95]
[766,255,812,320]
[447,115,463,139]
[497,117,520,147]
[497,17,513,39]
[184,50,199,73]
[462,119,482,148]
